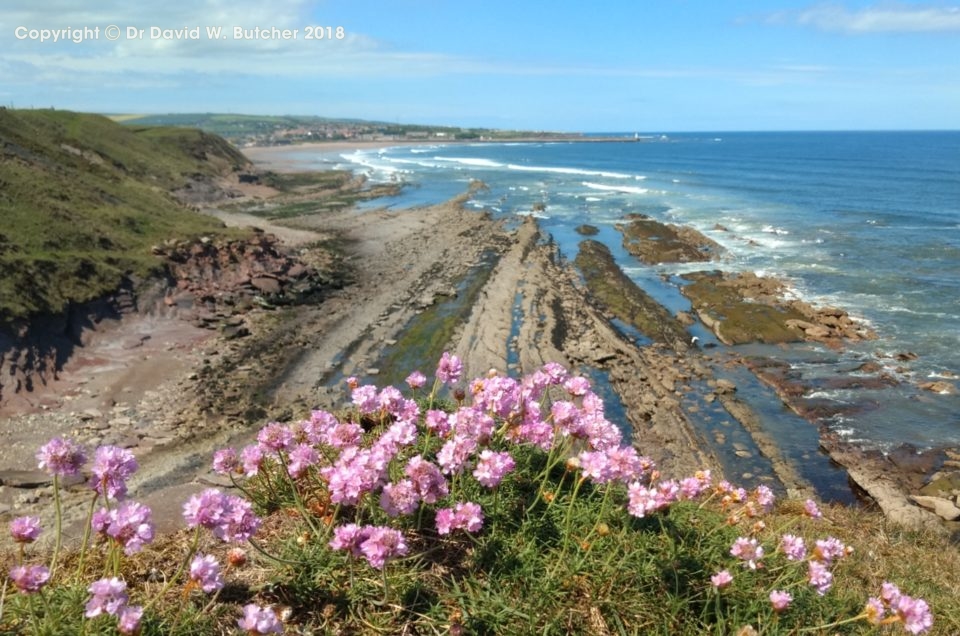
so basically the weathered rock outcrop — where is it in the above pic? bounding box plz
[682,271,876,347]
[157,231,338,325]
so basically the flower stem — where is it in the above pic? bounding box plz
[75,494,100,580]
[49,475,63,578]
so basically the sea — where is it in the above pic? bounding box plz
[278,132,960,467]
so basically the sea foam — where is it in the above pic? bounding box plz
[581,182,650,195]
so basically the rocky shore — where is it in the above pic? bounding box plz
[2,162,958,550]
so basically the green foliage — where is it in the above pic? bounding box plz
[4,364,954,634]
[0,109,243,325]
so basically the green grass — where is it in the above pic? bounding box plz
[0,109,246,325]
[5,365,956,635]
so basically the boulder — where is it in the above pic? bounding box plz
[919,380,955,394]
[251,276,282,295]
[910,495,960,521]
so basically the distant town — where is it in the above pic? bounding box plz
[113,113,581,147]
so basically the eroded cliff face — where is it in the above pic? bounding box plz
[0,283,138,406]
[0,232,336,408]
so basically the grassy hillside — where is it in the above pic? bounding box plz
[0,109,248,326]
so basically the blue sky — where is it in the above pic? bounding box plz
[2,1,958,131]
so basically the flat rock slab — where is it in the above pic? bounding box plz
[0,470,53,488]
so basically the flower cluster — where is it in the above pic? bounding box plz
[6,355,939,635]
[868,582,935,634]
[92,500,155,555]
[8,564,50,594]
[238,603,283,634]
[182,488,261,543]
[90,445,138,500]
[329,524,409,570]
[9,516,42,544]
[36,436,86,477]
[86,577,143,635]
[435,502,484,535]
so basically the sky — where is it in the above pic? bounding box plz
[2,1,959,131]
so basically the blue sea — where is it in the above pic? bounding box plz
[289,132,960,454]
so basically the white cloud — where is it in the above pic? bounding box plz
[768,3,960,33]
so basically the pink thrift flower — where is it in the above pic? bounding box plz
[779,534,806,561]
[523,370,551,398]
[405,455,449,503]
[376,385,405,412]
[183,488,228,529]
[189,554,224,593]
[257,422,293,452]
[435,508,456,535]
[85,577,128,618]
[455,502,484,532]
[9,516,41,544]
[240,444,264,477]
[515,418,555,451]
[105,500,154,555]
[435,502,484,534]
[895,595,933,634]
[550,400,582,436]
[212,448,240,475]
[424,409,452,437]
[753,485,775,511]
[541,361,569,384]
[238,603,283,634]
[36,437,86,476]
[286,443,318,479]
[803,498,823,519]
[730,537,764,570]
[378,419,418,454]
[582,413,622,450]
[215,494,261,543]
[437,435,477,475]
[9,565,50,594]
[451,406,495,441]
[329,523,369,558]
[710,570,733,589]
[655,480,680,508]
[474,375,520,418]
[436,351,463,385]
[563,376,591,397]
[351,384,379,414]
[864,597,886,625]
[807,560,833,595]
[605,446,648,483]
[90,445,138,500]
[324,421,363,449]
[881,581,902,606]
[380,479,420,517]
[359,526,409,570]
[472,450,516,488]
[627,483,660,518]
[678,476,706,500]
[813,536,849,564]
[405,370,427,389]
[307,409,339,441]
[578,450,613,484]
[769,590,792,612]
[117,605,143,635]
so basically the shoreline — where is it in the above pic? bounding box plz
[242,136,644,168]
[1,157,956,541]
